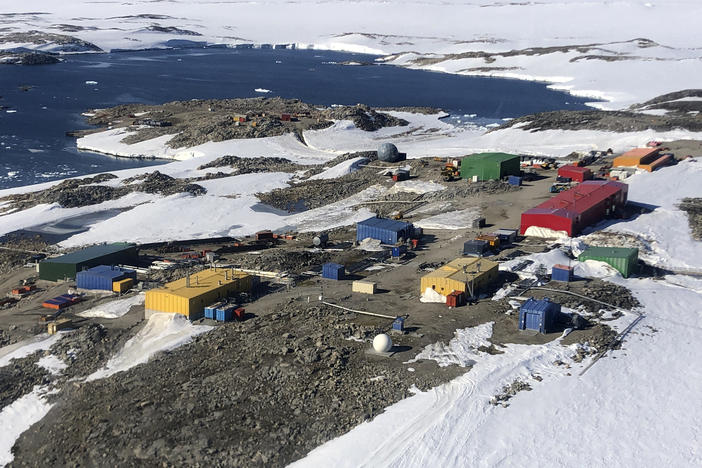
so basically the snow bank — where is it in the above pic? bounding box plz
[0,386,55,466]
[387,180,445,195]
[77,293,145,319]
[524,226,569,239]
[414,208,480,230]
[0,334,64,369]
[36,355,68,375]
[419,287,445,304]
[86,313,212,381]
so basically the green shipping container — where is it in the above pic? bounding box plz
[578,246,639,278]
[39,243,138,282]
[460,153,521,181]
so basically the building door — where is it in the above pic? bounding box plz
[525,312,542,331]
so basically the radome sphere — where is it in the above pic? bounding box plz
[377,143,400,162]
[372,333,393,353]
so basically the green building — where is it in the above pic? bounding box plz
[39,243,138,282]
[578,247,639,278]
[460,152,521,181]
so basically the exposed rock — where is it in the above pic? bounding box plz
[678,198,702,240]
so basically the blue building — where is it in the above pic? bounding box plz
[518,298,561,333]
[76,265,136,291]
[356,217,415,245]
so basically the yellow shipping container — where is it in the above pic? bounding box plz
[145,268,252,320]
[48,318,72,335]
[113,277,134,293]
[420,257,498,297]
[352,280,377,294]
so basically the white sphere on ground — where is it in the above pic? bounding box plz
[373,333,393,353]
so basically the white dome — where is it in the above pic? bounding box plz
[373,333,393,353]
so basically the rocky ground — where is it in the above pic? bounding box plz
[0,234,49,275]
[494,89,702,134]
[0,52,60,65]
[0,171,206,213]
[8,302,466,467]
[678,198,702,240]
[79,98,412,149]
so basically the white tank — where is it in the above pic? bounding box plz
[373,333,393,353]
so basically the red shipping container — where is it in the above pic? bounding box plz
[558,165,593,182]
[234,307,246,321]
[281,113,291,121]
[446,291,465,307]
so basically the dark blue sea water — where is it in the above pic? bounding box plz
[0,47,592,189]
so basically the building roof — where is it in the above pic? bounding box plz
[423,257,498,282]
[357,217,412,232]
[78,265,134,280]
[579,246,638,259]
[44,243,135,264]
[558,165,591,174]
[462,152,520,164]
[614,148,659,167]
[523,180,626,220]
[521,297,560,312]
[154,269,250,299]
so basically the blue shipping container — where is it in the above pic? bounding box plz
[508,175,522,186]
[519,298,561,333]
[205,301,224,320]
[391,245,408,257]
[356,217,414,245]
[322,263,345,280]
[551,265,574,282]
[76,265,136,291]
[392,317,405,331]
[216,306,236,322]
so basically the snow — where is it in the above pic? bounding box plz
[254,88,272,93]
[0,386,55,467]
[419,287,445,304]
[36,355,68,375]
[86,312,212,381]
[0,333,64,369]
[406,322,494,368]
[77,293,145,319]
[387,179,445,195]
[308,157,366,180]
[605,159,702,270]
[414,208,480,230]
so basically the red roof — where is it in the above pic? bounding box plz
[523,180,626,220]
[558,165,590,175]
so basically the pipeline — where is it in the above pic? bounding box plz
[321,301,397,320]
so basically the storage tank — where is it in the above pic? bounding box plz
[313,232,329,247]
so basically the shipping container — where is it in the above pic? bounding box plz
[216,306,236,322]
[462,240,489,257]
[493,229,518,244]
[352,280,376,294]
[460,153,521,181]
[322,263,345,280]
[48,318,73,335]
[392,317,405,332]
[281,113,292,121]
[638,154,673,172]
[234,307,246,321]
[472,217,486,228]
[519,298,561,333]
[507,175,522,186]
[420,257,499,297]
[446,291,466,307]
[578,246,638,278]
[204,302,223,320]
[520,180,628,236]
[476,234,500,248]
[551,264,574,282]
[112,277,134,293]
[558,165,593,182]
[391,245,407,257]
[392,169,410,182]
[356,217,415,244]
[255,230,274,241]
[39,243,138,282]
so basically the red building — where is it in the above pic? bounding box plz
[520,180,628,236]
[557,165,593,182]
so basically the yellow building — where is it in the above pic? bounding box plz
[420,257,499,297]
[352,280,377,294]
[145,268,252,320]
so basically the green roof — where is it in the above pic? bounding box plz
[462,152,520,163]
[579,247,638,259]
[45,243,136,264]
